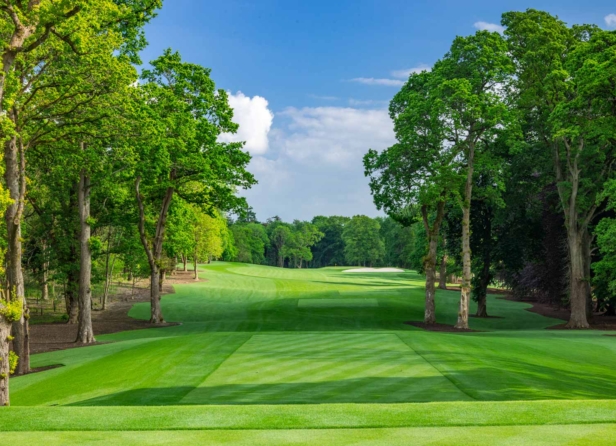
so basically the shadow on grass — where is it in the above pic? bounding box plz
[68,376,469,406]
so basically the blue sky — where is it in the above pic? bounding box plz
[140,0,616,221]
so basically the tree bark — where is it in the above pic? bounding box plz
[421,201,446,325]
[102,255,115,311]
[182,254,187,271]
[159,268,165,292]
[5,134,29,375]
[0,314,12,406]
[554,139,590,329]
[456,143,475,330]
[194,253,199,280]
[438,253,448,290]
[76,161,95,344]
[40,239,49,300]
[566,229,590,328]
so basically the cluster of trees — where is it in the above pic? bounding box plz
[224,213,439,272]
[0,1,256,406]
[365,9,616,330]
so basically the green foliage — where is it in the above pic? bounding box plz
[230,223,268,265]
[311,216,350,267]
[8,351,18,375]
[0,298,22,323]
[280,221,323,268]
[342,216,385,267]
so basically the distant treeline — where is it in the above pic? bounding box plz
[222,214,449,273]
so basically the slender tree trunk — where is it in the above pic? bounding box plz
[194,253,198,280]
[0,313,12,406]
[41,269,49,301]
[438,253,448,290]
[149,267,163,323]
[475,259,490,318]
[102,255,116,311]
[5,134,29,375]
[421,201,446,324]
[456,144,475,330]
[182,254,187,271]
[135,176,174,324]
[76,162,95,344]
[40,239,49,300]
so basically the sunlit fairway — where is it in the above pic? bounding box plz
[4,262,616,444]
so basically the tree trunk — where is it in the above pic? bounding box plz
[438,254,447,290]
[566,229,590,328]
[149,267,163,323]
[66,266,79,323]
[159,269,165,292]
[582,229,593,322]
[40,239,49,300]
[76,163,95,344]
[553,140,591,329]
[475,255,490,318]
[0,315,12,406]
[421,201,446,325]
[182,254,187,272]
[5,134,29,375]
[135,176,174,324]
[41,269,49,301]
[456,144,475,330]
[194,253,198,280]
[102,255,116,311]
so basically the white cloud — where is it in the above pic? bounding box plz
[219,91,273,155]
[606,14,616,27]
[241,106,396,221]
[474,21,505,33]
[391,64,431,79]
[349,77,404,87]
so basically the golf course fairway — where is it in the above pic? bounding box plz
[3,262,616,445]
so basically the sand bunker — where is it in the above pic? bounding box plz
[342,267,405,273]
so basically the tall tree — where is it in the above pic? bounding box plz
[134,49,255,323]
[503,11,616,327]
[0,0,160,375]
[431,31,515,329]
[365,69,462,324]
[342,216,384,267]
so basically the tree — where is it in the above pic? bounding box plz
[503,11,616,327]
[365,69,462,324]
[133,49,255,323]
[0,0,160,375]
[269,223,292,267]
[230,223,268,264]
[311,216,349,267]
[191,207,228,279]
[281,221,323,268]
[342,216,384,267]
[430,31,515,329]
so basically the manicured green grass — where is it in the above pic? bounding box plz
[3,262,616,444]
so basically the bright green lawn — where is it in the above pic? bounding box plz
[2,263,616,444]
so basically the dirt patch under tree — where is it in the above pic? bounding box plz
[29,270,204,354]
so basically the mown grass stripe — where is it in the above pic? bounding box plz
[3,400,616,431]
